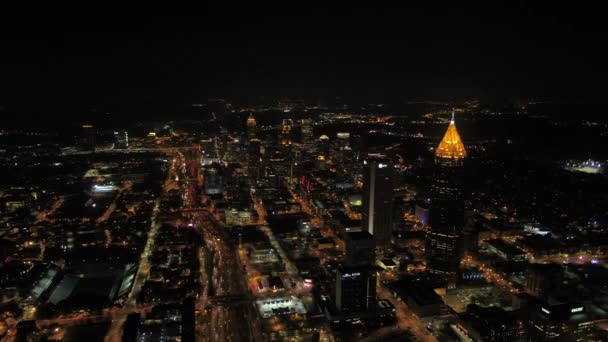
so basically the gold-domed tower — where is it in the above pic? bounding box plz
[435,112,466,159]
[427,111,467,277]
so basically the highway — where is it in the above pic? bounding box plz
[190,208,252,342]
[177,144,253,342]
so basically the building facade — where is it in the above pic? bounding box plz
[334,266,377,314]
[362,155,394,249]
[344,231,375,266]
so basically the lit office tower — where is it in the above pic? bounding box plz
[224,138,241,164]
[113,130,129,148]
[362,154,394,248]
[203,163,224,195]
[280,119,293,146]
[246,113,257,141]
[426,112,466,276]
[300,118,313,148]
[318,134,330,159]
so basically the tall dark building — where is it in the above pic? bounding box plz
[81,124,96,151]
[334,265,377,314]
[335,231,377,316]
[344,231,375,266]
[427,114,466,276]
[362,154,394,248]
[464,304,527,342]
[248,138,262,182]
[525,264,564,299]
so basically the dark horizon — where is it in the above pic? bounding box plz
[1,1,608,124]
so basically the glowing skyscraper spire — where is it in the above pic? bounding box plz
[435,112,466,159]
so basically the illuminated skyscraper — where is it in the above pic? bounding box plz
[203,163,224,195]
[426,112,466,276]
[362,154,394,248]
[280,119,293,146]
[318,134,330,159]
[246,113,257,141]
[300,118,313,148]
[113,130,129,148]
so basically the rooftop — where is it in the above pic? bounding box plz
[346,231,374,241]
[486,239,526,256]
[435,113,466,159]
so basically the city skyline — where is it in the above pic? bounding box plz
[1,3,608,342]
[1,96,608,341]
[1,2,608,126]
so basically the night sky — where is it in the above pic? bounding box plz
[0,1,607,123]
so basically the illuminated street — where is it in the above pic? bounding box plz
[377,285,438,342]
[460,255,521,294]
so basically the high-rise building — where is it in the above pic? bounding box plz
[335,227,378,317]
[318,134,330,158]
[81,124,96,151]
[525,264,563,299]
[246,113,257,141]
[464,304,527,342]
[334,265,377,314]
[427,112,466,276]
[280,119,293,146]
[248,139,262,182]
[224,138,242,163]
[113,130,129,148]
[344,231,375,266]
[528,302,595,342]
[204,163,223,195]
[362,154,394,248]
[300,118,313,148]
